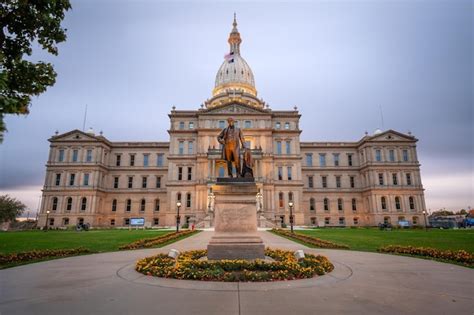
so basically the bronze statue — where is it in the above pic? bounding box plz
[217,117,246,178]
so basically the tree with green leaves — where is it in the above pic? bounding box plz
[0,194,26,223]
[0,0,71,142]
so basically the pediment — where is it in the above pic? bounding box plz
[203,103,267,115]
[367,130,416,142]
[50,129,99,142]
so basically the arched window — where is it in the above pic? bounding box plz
[323,198,329,211]
[155,199,160,211]
[381,197,387,210]
[409,196,415,210]
[395,197,401,210]
[77,217,84,225]
[52,197,58,211]
[309,198,315,211]
[353,217,359,225]
[278,192,284,208]
[66,197,73,211]
[352,198,357,211]
[81,197,87,211]
[186,193,191,208]
[337,198,343,211]
[412,216,419,225]
[112,199,117,212]
[383,216,391,224]
[62,217,69,226]
[288,192,294,202]
[324,217,330,225]
[126,199,131,212]
[398,216,405,222]
[140,199,146,212]
[218,166,225,177]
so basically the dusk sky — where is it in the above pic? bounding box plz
[0,0,472,215]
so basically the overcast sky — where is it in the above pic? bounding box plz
[0,0,472,215]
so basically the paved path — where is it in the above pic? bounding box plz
[1,231,473,314]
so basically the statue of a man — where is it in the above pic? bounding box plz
[217,117,245,178]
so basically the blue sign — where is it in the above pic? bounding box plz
[130,218,145,226]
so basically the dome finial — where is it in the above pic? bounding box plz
[228,13,241,55]
[233,12,237,29]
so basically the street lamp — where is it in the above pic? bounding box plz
[44,210,50,231]
[288,201,294,233]
[176,201,182,233]
[422,210,428,232]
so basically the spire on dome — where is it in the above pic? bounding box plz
[228,13,241,55]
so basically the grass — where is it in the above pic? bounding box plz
[294,228,474,253]
[0,229,174,254]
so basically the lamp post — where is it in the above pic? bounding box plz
[422,210,428,232]
[44,210,50,231]
[176,201,182,233]
[288,201,294,233]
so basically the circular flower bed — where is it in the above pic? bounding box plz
[136,248,334,282]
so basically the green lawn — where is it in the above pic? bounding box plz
[295,228,474,253]
[0,229,174,254]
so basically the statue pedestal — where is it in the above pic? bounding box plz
[207,181,265,260]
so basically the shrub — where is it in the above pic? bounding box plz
[0,248,91,265]
[378,245,474,267]
[135,248,334,282]
[119,230,198,250]
[271,229,349,249]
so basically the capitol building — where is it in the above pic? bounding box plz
[38,17,426,228]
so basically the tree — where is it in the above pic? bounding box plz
[0,194,26,223]
[0,0,71,142]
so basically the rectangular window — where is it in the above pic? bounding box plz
[319,154,326,167]
[55,174,61,186]
[389,149,395,162]
[378,173,384,185]
[188,142,194,155]
[189,122,194,129]
[124,218,130,225]
[286,141,291,154]
[278,167,283,180]
[244,120,251,128]
[187,167,192,180]
[83,173,89,186]
[110,219,115,226]
[276,141,282,155]
[284,122,290,130]
[69,174,75,186]
[112,200,117,212]
[58,149,65,162]
[275,122,281,129]
[308,176,314,188]
[114,177,119,189]
[348,154,353,166]
[128,176,133,188]
[153,218,159,225]
[339,217,345,225]
[126,200,131,212]
[156,176,161,188]
[157,153,164,166]
[306,154,313,166]
[72,150,78,162]
[403,150,409,162]
[116,154,121,166]
[350,176,355,188]
[333,154,340,166]
[130,154,135,166]
[142,177,147,188]
[287,167,292,181]
[179,121,185,130]
[155,199,160,211]
[218,120,225,129]
[336,176,341,188]
[178,167,183,180]
[392,173,398,185]
[352,199,357,211]
[178,141,184,155]
[406,173,412,185]
[143,154,149,167]
[86,149,93,162]
[375,150,382,162]
[186,194,191,208]
[325,217,330,225]
[322,176,327,188]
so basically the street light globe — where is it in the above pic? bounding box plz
[422,210,426,214]
[46,210,50,214]
[176,201,182,208]
[288,201,294,208]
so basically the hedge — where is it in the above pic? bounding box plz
[271,229,350,249]
[119,230,198,250]
[0,248,91,265]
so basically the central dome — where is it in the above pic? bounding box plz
[213,15,257,97]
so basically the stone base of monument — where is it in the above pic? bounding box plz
[207,180,265,260]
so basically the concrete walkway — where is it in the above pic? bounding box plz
[0,231,472,314]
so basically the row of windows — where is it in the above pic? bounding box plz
[374,148,410,162]
[51,197,87,211]
[307,175,356,188]
[277,167,293,180]
[113,176,162,189]
[57,149,94,163]
[48,217,162,227]
[177,167,193,181]
[176,120,294,130]
[306,198,358,212]
[304,216,419,226]
[378,173,412,186]
[380,196,416,211]
[306,153,353,167]
[276,140,292,155]
[177,141,194,155]
[115,153,165,167]
[112,198,161,212]
[55,173,91,186]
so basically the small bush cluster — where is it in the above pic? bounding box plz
[271,229,350,249]
[378,245,474,267]
[119,230,198,250]
[135,248,334,282]
[0,248,91,265]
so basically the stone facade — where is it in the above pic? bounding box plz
[38,17,426,228]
